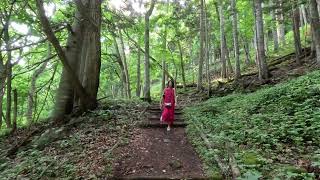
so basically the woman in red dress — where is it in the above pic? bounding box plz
[160,79,177,131]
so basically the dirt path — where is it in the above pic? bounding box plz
[113,101,208,179]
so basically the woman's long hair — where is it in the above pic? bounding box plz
[167,79,174,88]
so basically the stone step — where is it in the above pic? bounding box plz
[138,121,187,128]
[148,118,184,122]
[149,110,183,115]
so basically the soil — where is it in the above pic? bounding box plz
[113,128,206,179]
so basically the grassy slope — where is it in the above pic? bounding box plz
[185,70,320,179]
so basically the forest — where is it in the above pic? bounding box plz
[0,0,320,179]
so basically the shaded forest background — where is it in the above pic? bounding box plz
[0,0,319,133]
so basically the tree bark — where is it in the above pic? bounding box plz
[292,3,302,64]
[143,0,156,102]
[219,1,227,79]
[118,29,131,98]
[76,0,102,104]
[231,0,241,79]
[36,0,98,119]
[197,0,205,90]
[254,0,269,80]
[4,22,12,128]
[178,41,186,90]
[27,44,50,124]
[12,89,17,132]
[113,37,127,97]
[277,1,286,46]
[309,0,320,64]
[136,48,141,97]
[271,0,279,52]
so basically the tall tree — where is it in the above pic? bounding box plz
[143,0,156,102]
[197,0,205,90]
[309,0,320,64]
[277,0,286,46]
[219,0,227,78]
[119,29,131,98]
[270,0,279,51]
[231,0,241,79]
[4,19,12,128]
[36,0,100,119]
[254,0,269,80]
[292,1,302,64]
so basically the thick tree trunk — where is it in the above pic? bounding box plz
[118,30,131,98]
[136,49,141,97]
[254,0,269,80]
[219,1,227,79]
[310,0,320,64]
[27,45,50,124]
[197,0,205,90]
[231,0,241,79]
[178,41,186,90]
[36,0,98,119]
[77,0,102,103]
[225,47,234,74]
[292,3,302,64]
[143,0,155,102]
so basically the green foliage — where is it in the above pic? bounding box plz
[185,70,320,178]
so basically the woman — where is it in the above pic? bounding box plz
[160,79,177,131]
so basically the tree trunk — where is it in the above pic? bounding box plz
[12,89,17,132]
[118,29,131,98]
[143,0,155,102]
[254,0,269,80]
[178,41,186,90]
[231,0,241,79]
[301,4,308,25]
[310,0,320,64]
[271,0,279,52]
[77,0,102,103]
[27,45,50,124]
[277,1,286,46]
[197,0,205,90]
[136,49,141,97]
[36,0,98,119]
[162,27,167,92]
[113,37,127,97]
[4,23,12,128]
[219,1,227,78]
[244,41,251,65]
[292,3,302,64]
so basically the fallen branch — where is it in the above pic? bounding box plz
[6,128,41,157]
[194,124,229,178]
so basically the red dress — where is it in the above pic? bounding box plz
[161,88,175,125]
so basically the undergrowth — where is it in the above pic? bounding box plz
[0,99,147,179]
[185,70,320,179]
